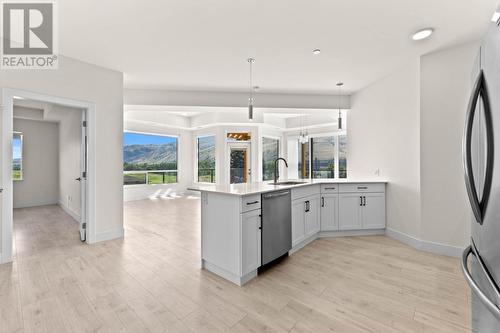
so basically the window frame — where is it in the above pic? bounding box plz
[123,130,179,187]
[289,131,347,180]
[261,135,280,181]
[13,131,23,181]
[195,134,217,184]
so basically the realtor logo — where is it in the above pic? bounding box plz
[1,1,58,69]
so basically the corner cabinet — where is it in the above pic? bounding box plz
[338,184,386,230]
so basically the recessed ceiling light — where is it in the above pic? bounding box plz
[312,49,321,55]
[412,28,434,41]
[492,12,500,23]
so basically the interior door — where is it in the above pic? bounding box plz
[229,144,250,184]
[79,110,87,242]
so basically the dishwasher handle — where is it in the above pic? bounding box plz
[263,190,290,199]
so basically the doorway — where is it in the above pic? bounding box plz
[229,143,251,184]
[1,88,95,264]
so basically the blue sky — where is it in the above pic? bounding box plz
[13,136,22,159]
[124,132,176,146]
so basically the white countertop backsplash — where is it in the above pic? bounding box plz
[188,179,388,196]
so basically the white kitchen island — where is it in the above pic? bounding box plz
[188,179,387,286]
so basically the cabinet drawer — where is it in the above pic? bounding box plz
[338,183,385,193]
[321,184,339,193]
[241,194,261,212]
[291,185,320,201]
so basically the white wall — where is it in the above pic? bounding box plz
[349,60,422,238]
[420,42,479,248]
[348,41,480,254]
[0,55,124,252]
[13,118,59,208]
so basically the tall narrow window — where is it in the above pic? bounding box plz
[338,134,348,178]
[311,136,336,179]
[197,136,216,183]
[123,132,178,185]
[298,142,310,179]
[262,137,279,181]
[13,132,23,181]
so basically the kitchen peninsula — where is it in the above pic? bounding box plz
[189,179,387,285]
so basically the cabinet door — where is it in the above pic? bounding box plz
[292,199,305,246]
[339,193,362,230]
[241,210,261,275]
[320,194,339,231]
[305,195,320,237]
[362,193,386,229]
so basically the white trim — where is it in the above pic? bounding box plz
[202,259,257,286]
[124,129,179,139]
[385,228,463,258]
[95,228,124,243]
[318,229,385,238]
[58,201,81,223]
[2,88,98,263]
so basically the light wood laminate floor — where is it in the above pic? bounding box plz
[1,197,471,332]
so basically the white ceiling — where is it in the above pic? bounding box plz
[60,0,498,94]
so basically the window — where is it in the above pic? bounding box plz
[197,136,216,183]
[292,134,347,179]
[338,134,348,178]
[262,137,279,181]
[123,132,178,185]
[311,136,336,179]
[13,132,23,181]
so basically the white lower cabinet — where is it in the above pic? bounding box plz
[320,194,339,231]
[304,195,320,237]
[338,192,386,230]
[241,209,261,276]
[362,192,386,229]
[292,199,305,246]
[292,194,320,246]
[338,193,363,230]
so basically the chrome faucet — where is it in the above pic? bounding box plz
[274,158,288,184]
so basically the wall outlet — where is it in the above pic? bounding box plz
[374,169,380,176]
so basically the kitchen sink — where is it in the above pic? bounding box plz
[269,181,307,186]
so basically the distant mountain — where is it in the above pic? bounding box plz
[124,143,177,164]
[13,158,21,169]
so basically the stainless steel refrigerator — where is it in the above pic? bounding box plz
[462,12,500,332]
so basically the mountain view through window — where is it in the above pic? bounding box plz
[123,132,178,185]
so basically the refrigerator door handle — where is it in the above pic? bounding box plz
[463,70,494,225]
[462,243,500,320]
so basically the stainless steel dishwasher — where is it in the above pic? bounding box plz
[261,190,292,266]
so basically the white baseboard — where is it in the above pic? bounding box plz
[202,259,256,286]
[318,229,385,238]
[94,228,124,243]
[58,201,81,223]
[385,228,463,258]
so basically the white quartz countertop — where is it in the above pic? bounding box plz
[188,179,387,196]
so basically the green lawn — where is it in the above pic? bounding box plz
[124,172,177,185]
[13,170,22,181]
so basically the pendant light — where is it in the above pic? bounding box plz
[337,82,344,130]
[299,115,309,144]
[247,58,255,120]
